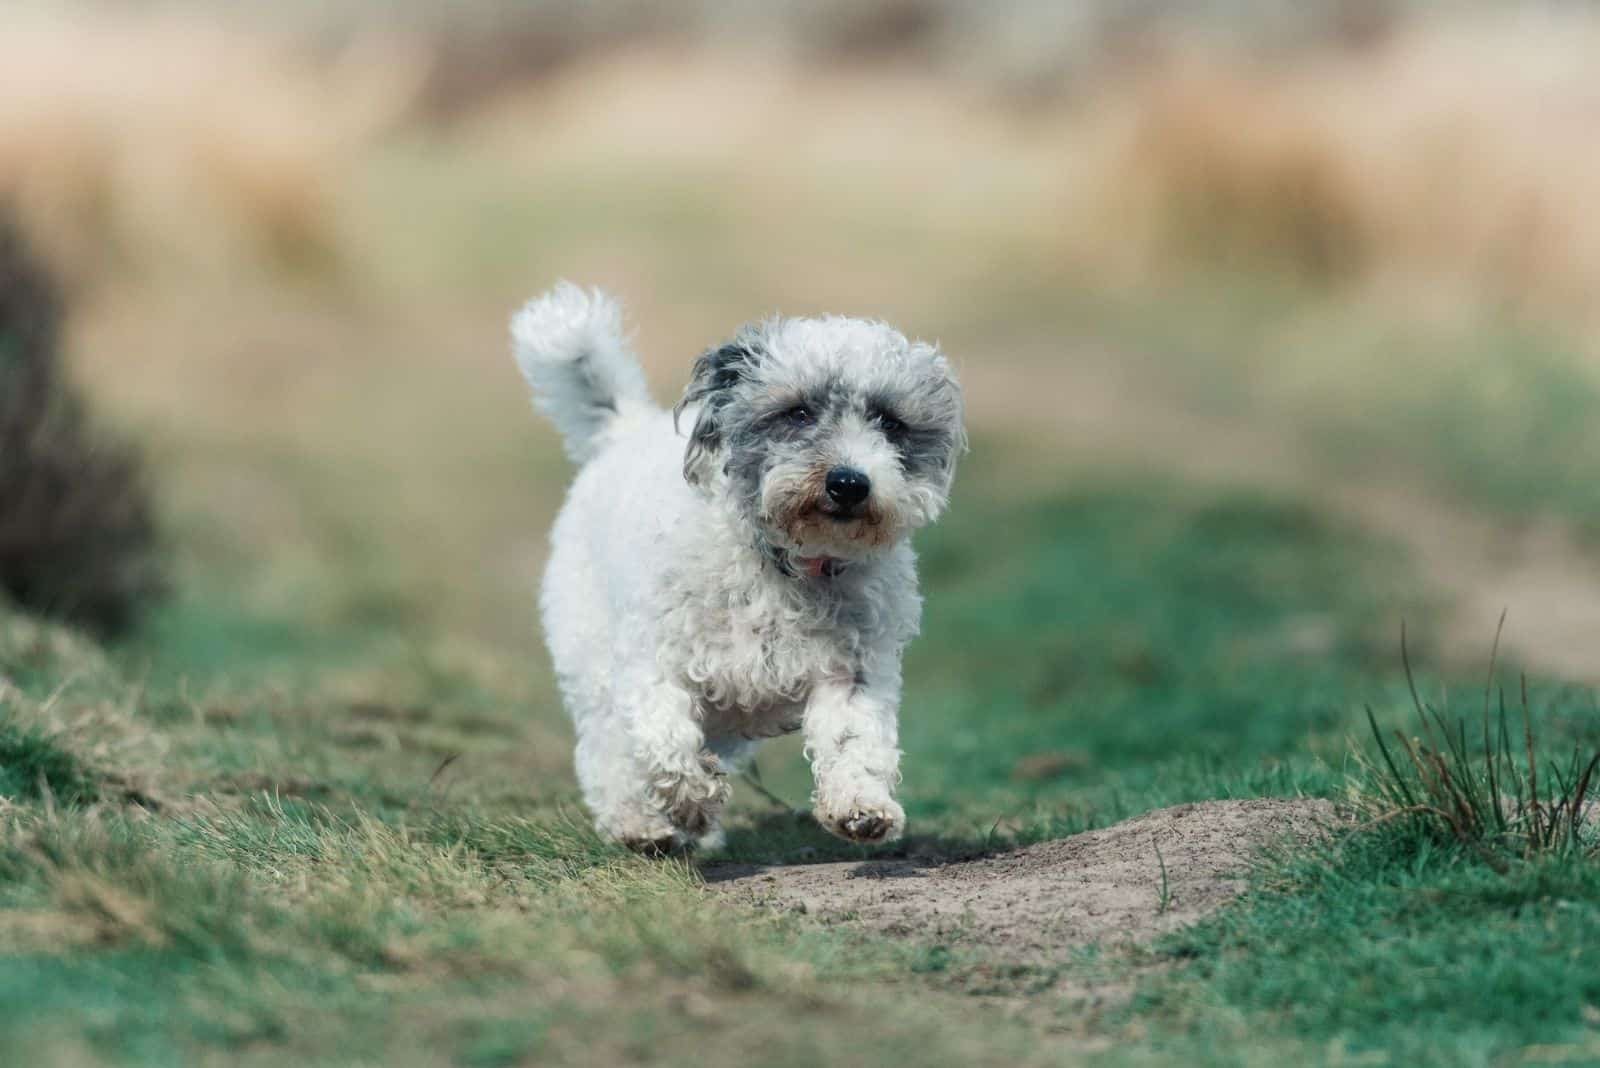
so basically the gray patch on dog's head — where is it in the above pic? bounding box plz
[674,315,966,556]
[675,337,761,487]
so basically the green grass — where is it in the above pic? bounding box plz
[0,719,99,805]
[1115,645,1600,1067]
[1135,830,1600,1066]
[2,472,1597,1066]
[1359,628,1600,864]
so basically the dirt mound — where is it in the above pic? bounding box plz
[706,798,1336,958]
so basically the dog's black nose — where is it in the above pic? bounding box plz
[825,466,871,508]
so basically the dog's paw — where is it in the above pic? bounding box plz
[817,797,905,844]
[650,750,729,838]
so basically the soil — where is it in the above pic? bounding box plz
[704,798,1337,958]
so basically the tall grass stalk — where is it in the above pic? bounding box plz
[1361,616,1599,866]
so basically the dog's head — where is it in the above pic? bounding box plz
[674,316,964,564]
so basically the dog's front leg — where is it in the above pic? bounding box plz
[803,673,905,844]
[629,681,729,850]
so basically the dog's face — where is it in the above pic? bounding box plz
[674,316,964,561]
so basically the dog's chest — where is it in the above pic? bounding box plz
[656,568,860,721]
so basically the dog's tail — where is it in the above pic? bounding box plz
[510,283,655,463]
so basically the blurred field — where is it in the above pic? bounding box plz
[10,5,1598,660]
[6,2,1600,1065]
[1066,13,1600,316]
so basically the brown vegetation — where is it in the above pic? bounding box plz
[0,8,422,287]
[1066,13,1600,322]
[0,220,163,634]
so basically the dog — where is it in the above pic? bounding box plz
[511,283,964,853]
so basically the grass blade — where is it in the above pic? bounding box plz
[1481,613,1506,831]
[1522,675,1541,850]
[1367,705,1416,810]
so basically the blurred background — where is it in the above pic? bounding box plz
[6,0,1600,787]
[12,7,1600,1059]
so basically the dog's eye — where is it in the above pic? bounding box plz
[874,410,906,437]
[783,405,814,426]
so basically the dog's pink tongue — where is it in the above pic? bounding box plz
[797,555,835,579]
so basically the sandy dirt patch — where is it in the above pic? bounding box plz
[705,798,1336,958]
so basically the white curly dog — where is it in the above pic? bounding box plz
[511,284,964,853]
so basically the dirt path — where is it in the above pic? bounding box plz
[962,350,1600,682]
[706,798,1335,958]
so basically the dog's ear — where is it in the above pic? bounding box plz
[674,340,756,488]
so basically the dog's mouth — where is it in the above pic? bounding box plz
[793,554,847,579]
[777,506,895,562]
[810,502,872,523]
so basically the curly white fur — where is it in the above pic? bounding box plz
[511,282,652,463]
[511,283,964,852]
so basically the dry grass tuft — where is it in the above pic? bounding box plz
[1066,12,1600,322]
[0,8,424,286]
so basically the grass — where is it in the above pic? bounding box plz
[1116,628,1600,1067]
[1360,623,1600,864]
[1137,825,1600,1065]
[0,717,98,805]
[1155,840,1172,916]
[8,462,1596,1065]
[893,481,1403,833]
[991,267,1600,535]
